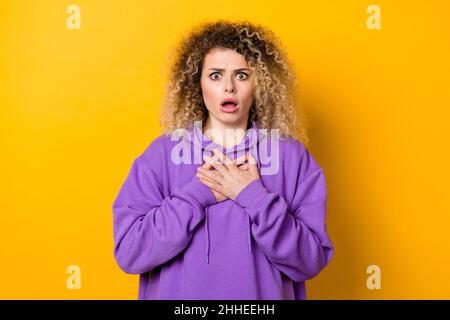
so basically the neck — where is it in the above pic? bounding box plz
[203,117,250,148]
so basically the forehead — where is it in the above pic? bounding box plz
[203,48,249,68]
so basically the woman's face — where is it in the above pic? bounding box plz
[200,47,254,127]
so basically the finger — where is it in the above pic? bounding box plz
[247,153,258,171]
[198,177,216,189]
[204,155,229,177]
[212,148,235,168]
[197,166,224,183]
[246,153,257,165]
[203,162,217,171]
[198,177,225,194]
[201,160,214,170]
[238,163,249,170]
[234,153,248,167]
[203,152,222,165]
[197,172,220,186]
[213,148,240,174]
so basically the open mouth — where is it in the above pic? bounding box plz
[220,101,239,113]
[221,101,237,108]
[219,97,240,113]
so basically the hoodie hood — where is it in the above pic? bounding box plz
[185,120,261,264]
[185,119,260,163]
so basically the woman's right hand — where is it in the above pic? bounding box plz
[197,161,228,202]
[197,153,249,203]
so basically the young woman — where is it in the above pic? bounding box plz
[112,20,334,300]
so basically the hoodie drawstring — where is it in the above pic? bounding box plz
[205,208,252,264]
[247,213,252,253]
[205,206,210,264]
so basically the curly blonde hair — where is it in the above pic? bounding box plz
[159,19,309,145]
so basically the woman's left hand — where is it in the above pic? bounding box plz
[196,148,260,201]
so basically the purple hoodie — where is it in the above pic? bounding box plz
[112,120,334,299]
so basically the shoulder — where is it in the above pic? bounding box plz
[140,130,186,158]
[276,135,323,180]
[257,134,326,207]
[135,132,180,172]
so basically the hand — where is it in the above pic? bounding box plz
[196,148,260,201]
[196,160,228,202]
[196,151,250,203]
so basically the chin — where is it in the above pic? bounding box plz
[218,114,245,124]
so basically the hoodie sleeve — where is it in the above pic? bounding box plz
[234,144,334,283]
[113,150,216,274]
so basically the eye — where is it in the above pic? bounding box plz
[236,72,248,80]
[209,72,222,80]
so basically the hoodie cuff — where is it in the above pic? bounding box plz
[181,174,217,207]
[234,179,269,209]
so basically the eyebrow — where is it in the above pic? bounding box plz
[207,68,251,72]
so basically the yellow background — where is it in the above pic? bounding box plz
[1,0,449,299]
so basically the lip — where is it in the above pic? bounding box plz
[219,97,239,113]
[220,103,240,113]
[219,97,239,106]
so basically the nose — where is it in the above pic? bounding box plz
[224,75,236,93]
